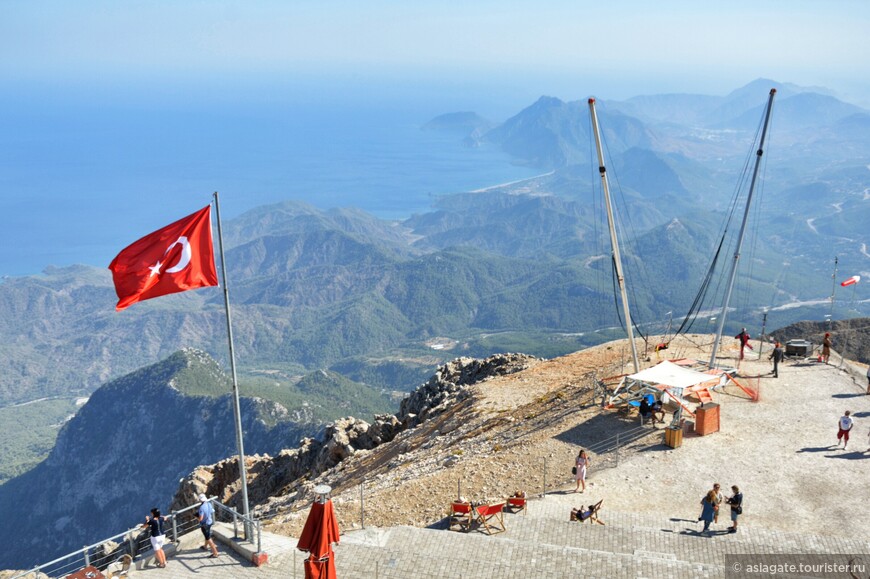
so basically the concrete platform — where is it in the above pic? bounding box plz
[142,494,870,579]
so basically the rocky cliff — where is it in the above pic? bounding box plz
[0,349,317,570]
[169,353,540,513]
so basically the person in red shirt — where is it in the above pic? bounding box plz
[735,328,753,361]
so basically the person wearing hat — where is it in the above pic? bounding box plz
[197,494,219,558]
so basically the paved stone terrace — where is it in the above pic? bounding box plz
[151,493,870,579]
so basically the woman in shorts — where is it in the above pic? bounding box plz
[143,508,170,568]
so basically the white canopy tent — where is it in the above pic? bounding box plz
[607,360,725,419]
[626,360,721,389]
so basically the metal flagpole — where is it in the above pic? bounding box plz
[212,192,251,524]
[757,310,768,359]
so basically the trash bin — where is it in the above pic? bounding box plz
[664,426,683,448]
[695,403,720,435]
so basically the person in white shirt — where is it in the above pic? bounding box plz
[837,410,854,450]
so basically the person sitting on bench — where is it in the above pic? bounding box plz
[639,395,654,423]
[651,399,666,424]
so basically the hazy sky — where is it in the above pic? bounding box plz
[2,0,870,277]
[3,0,870,111]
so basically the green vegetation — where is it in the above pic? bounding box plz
[0,398,80,484]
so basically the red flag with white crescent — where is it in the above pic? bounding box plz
[108,205,218,311]
[840,275,860,287]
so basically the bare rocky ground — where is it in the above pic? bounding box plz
[260,334,870,542]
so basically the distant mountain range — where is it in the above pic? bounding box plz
[0,349,318,570]
[1,80,868,543]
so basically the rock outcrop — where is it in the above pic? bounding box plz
[171,353,540,513]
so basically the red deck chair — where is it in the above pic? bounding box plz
[505,496,527,515]
[474,502,507,535]
[448,501,473,532]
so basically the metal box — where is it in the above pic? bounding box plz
[785,339,813,357]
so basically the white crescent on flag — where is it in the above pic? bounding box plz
[164,236,192,273]
[840,275,860,287]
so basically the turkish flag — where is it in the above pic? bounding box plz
[109,205,218,311]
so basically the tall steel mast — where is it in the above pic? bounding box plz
[588,98,640,373]
[708,88,776,368]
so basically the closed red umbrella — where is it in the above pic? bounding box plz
[297,492,340,579]
[303,553,336,579]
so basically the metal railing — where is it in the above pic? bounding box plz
[11,498,260,579]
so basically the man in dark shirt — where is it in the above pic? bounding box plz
[639,397,653,424]
[769,341,785,378]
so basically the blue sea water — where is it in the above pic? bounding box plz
[0,82,537,277]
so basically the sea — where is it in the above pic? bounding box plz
[0,78,538,277]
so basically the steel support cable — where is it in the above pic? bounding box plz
[587,117,607,329]
[673,234,727,335]
[740,119,770,316]
[733,113,773,322]
[668,115,764,342]
[596,104,650,342]
[604,141,655,326]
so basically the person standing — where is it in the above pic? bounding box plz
[573,450,590,493]
[769,342,785,378]
[712,483,724,524]
[837,410,853,450]
[822,332,832,364]
[197,494,219,558]
[726,485,743,533]
[865,366,870,395]
[735,328,753,361]
[698,490,718,535]
[142,508,170,568]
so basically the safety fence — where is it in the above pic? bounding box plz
[11,499,259,579]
